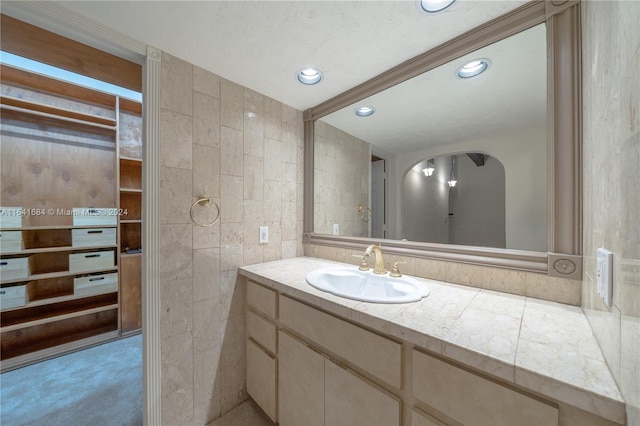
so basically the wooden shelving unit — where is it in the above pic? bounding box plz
[0,64,142,371]
[118,151,142,333]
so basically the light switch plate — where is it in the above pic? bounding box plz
[596,248,613,306]
[259,226,268,244]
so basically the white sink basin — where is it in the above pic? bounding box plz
[305,267,429,303]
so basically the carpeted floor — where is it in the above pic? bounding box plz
[0,334,142,426]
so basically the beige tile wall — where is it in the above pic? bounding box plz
[581,2,640,424]
[159,52,304,425]
[314,120,371,237]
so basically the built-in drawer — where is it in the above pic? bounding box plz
[246,338,277,422]
[412,349,558,426]
[69,250,115,273]
[0,284,27,310]
[0,257,30,281]
[72,228,116,248]
[0,207,23,228]
[74,273,118,297]
[72,208,117,226]
[247,280,276,319]
[0,231,23,252]
[279,294,402,389]
[247,309,277,353]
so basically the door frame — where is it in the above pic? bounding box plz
[1,3,162,424]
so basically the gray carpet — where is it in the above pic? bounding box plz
[1,335,142,426]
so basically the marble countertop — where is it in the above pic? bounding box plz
[239,257,625,424]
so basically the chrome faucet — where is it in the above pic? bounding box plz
[364,244,386,275]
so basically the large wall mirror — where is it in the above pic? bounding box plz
[304,1,582,277]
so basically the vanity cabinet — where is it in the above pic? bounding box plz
[278,294,401,426]
[279,294,402,389]
[278,328,400,426]
[324,357,400,426]
[278,330,324,426]
[412,349,558,426]
[245,281,278,422]
[244,278,616,426]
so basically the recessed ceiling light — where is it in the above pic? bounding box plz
[456,58,491,78]
[355,106,376,117]
[297,67,323,85]
[418,0,456,13]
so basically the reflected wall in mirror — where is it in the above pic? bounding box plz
[314,23,547,252]
[404,153,506,249]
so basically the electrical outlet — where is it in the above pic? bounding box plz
[596,248,613,306]
[333,224,339,235]
[259,226,268,244]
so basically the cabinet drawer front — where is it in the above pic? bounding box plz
[246,339,277,422]
[72,208,118,226]
[246,280,276,319]
[71,228,116,247]
[0,207,23,228]
[69,250,115,273]
[0,284,27,310]
[325,358,401,426]
[247,309,277,353]
[412,349,558,426]
[0,231,23,252]
[0,257,30,281]
[280,295,402,389]
[74,273,118,297]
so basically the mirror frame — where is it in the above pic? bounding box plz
[303,0,583,279]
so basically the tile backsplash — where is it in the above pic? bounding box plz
[303,244,581,306]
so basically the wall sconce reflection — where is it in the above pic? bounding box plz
[422,159,436,177]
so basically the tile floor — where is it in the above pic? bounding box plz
[208,399,275,426]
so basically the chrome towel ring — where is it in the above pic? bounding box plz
[190,196,220,227]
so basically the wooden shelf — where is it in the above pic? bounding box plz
[1,95,117,132]
[120,156,142,165]
[1,291,118,313]
[0,244,117,256]
[0,330,120,373]
[0,266,118,285]
[1,303,118,333]
[120,220,142,224]
[120,188,142,193]
[120,252,142,258]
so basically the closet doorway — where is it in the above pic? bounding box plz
[0,15,144,423]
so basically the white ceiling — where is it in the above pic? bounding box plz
[321,23,547,152]
[37,0,529,111]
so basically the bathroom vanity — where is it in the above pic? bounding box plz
[240,257,626,426]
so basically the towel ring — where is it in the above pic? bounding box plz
[356,205,372,223]
[190,196,220,227]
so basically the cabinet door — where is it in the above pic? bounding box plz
[278,330,324,426]
[412,349,558,426]
[246,339,277,422]
[325,358,401,426]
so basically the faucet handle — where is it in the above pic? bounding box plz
[390,261,406,277]
[352,255,369,271]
